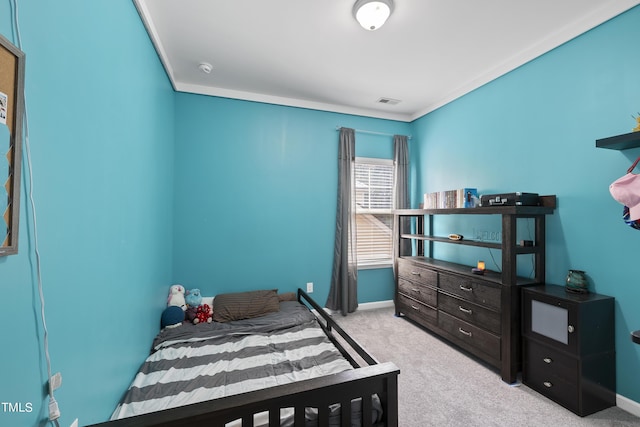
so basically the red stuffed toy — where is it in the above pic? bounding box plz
[194,304,213,324]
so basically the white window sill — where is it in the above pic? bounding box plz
[357,261,393,270]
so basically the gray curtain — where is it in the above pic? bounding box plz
[326,128,358,315]
[394,135,411,256]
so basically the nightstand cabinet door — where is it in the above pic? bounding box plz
[522,285,615,417]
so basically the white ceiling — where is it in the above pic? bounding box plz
[133,0,640,122]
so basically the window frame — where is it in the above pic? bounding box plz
[353,156,395,269]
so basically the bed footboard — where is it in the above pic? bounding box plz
[91,362,398,427]
[96,361,398,427]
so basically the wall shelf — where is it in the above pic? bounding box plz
[596,131,640,150]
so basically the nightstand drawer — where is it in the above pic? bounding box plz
[397,259,437,287]
[439,292,500,335]
[397,294,437,325]
[398,277,437,306]
[438,311,500,361]
[526,367,579,413]
[524,339,579,384]
[439,273,501,310]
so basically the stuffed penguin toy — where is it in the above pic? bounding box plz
[167,284,187,310]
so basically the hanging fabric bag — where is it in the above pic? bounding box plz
[610,156,640,230]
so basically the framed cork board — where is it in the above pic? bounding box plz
[0,34,25,256]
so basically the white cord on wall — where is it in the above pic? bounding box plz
[10,1,61,425]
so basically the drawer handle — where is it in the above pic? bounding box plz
[458,306,473,314]
[459,285,473,292]
[411,271,421,276]
[411,288,421,293]
[568,325,575,333]
[543,381,553,388]
[543,357,553,364]
[458,327,472,337]
[410,305,420,311]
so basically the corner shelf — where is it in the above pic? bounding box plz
[596,132,640,150]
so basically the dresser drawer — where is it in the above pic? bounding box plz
[397,259,437,287]
[438,311,500,361]
[523,339,579,384]
[439,292,500,335]
[398,277,437,306]
[397,294,437,326]
[439,273,501,310]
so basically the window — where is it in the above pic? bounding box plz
[353,157,394,267]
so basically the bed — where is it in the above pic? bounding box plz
[88,289,399,427]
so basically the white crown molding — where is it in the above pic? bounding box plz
[133,0,177,91]
[175,82,413,122]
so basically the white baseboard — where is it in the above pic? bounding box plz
[320,300,394,316]
[617,394,640,417]
[358,300,394,311]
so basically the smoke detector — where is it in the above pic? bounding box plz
[198,62,213,74]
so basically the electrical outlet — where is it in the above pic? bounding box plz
[306,282,313,293]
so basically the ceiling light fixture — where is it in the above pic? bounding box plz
[352,0,394,31]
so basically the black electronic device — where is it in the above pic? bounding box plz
[480,192,539,207]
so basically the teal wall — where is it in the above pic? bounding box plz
[410,6,640,402]
[0,1,175,426]
[172,93,409,306]
[1,1,639,426]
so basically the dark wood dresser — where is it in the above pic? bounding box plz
[396,258,503,368]
[393,205,555,384]
[521,284,615,416]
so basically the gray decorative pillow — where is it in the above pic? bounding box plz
[212,289,280,322]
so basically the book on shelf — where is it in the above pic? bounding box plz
[423,188,478,209]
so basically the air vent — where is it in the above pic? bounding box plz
[376,97,401,105]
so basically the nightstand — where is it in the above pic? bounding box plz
[521,284,615,416]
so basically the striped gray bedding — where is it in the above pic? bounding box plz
[110,301,382,425]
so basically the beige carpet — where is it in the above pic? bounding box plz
[332,306,640,427]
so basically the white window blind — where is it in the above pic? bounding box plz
[353,157,394,266]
